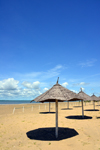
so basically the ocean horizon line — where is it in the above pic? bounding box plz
[0,100,32,101]
[0,100,37,105]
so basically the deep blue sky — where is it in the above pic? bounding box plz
[0,0,100,100]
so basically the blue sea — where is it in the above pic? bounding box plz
[0,100,80,105]
[0,100,36,105]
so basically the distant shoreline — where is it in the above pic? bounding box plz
[0,100,82,105]
[0,100,36,105]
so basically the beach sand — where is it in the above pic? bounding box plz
[0,101,100,150]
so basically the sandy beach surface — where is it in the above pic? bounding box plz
[0,101,100,150]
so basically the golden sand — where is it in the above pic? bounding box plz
[0,101,100,150]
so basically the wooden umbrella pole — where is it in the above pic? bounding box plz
[98,101,99,109]
[49,102,50,112]
[81,100,84,118]
[55,99,58,138]
[67,101,69,109]
[93,100,95,110]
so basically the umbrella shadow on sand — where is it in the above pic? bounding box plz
[65,115,92,120]
[61,108,73,110]
[73,106,82,108]
[39,112,55,114]
[26,127,78,141]
[85,109,99,111]
[96,117,100,119]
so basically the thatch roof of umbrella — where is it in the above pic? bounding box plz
[77,88,92,101]
[91,94,100,110]
[77,89,93,113]
[31,78,83,138]
[31,82,83,103]
[70,88,91,118]
[91,94,100,101]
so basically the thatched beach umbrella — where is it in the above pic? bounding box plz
[77,88,92,117]
[78,88,92,101]
[99,96,100,103]
[91,94,100,110]
[31,78,83,138]
[98,96,100,106]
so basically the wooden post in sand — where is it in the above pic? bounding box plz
[49,102,50,112]
[13,107,15,114]
[98,102,99,109]
[31,106,33,111]
[23,106,24,112]
[81,100,84,118]
[45,104,46,110]
[55,99,58,138]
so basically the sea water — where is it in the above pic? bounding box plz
[0,100,36,105]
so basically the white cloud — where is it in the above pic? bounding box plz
[0,78,19,90]
[22,81,40,89]
[43,65,64,79]
[62,82,68,87]
[0,78,42,100]
[0,65,67,100]
[80,82,86,85]
[43,88,49,92]
[21,89,42,98]
[73,82,89,86]
[79,59,97,67]
[0,87,42,100]
[70,89,78,93]
[51,65,63,71]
